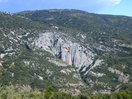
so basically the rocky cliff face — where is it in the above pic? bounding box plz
[1,9,132,94]
[34,32,102,74]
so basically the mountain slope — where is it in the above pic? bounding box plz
[0,9,132,94]
[0,12,86,94]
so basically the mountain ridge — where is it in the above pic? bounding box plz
[0,9,132,94]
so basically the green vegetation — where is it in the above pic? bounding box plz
[0,85,132,99]
[0,9,132,97]
[17,9,132,43]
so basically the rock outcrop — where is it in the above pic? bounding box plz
[35,32,102,73]
[108,67,129,83]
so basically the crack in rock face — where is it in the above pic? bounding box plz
[35,32,100,73]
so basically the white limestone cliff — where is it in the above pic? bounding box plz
[35,32,102,74]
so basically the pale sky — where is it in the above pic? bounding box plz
[0,0,131,16]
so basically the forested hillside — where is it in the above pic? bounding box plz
[0,9,132,98]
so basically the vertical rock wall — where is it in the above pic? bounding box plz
[35,32,100,72]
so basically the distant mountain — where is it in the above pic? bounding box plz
[0,9,132,95]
